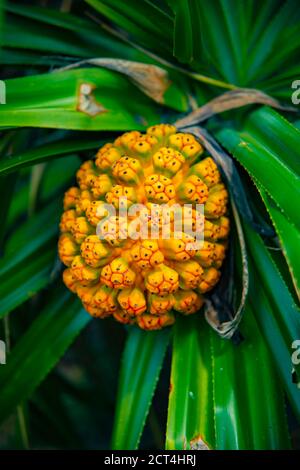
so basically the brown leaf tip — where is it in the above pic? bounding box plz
[190,435,210,450]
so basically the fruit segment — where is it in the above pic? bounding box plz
[117,288,147,316]
[100,258,136,289]
[145,264,179,296]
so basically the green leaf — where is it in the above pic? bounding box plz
[2,2,172,71]
[217,113,300,230]
[166,313,291,449]
[85,0,173,59]
[111,327,170,450]
[0,0,4,45]
[248,257,300,421]
[173,0,250,84]
[0,292,91,424]
[0,220,56,279]
[4,199,60,258]
[0,200,61,318]
[167,0,299,94]
[0,136,103,175]
[2,13,94,58]
[217,106,300,298]
[246,0,300,82]
[5,2,121,37]
[3,3,149,60]
[3,3,190,112]
[212,305,290,450]
[244,222,300,380]
[167,0,202,64]
[0,68,162,130]
[0,48,69,66]
[244,107,300,177]
[59,58,188,111]
[0,247,56,319]
[0,174,16,248]
[166,315,215,450]
[257,184,300,300]
[0,131,31,244]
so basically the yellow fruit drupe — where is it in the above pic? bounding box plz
[58,124,229,330]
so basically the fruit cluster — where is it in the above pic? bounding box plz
[58,124,229,329]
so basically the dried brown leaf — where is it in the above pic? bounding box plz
[59,59,170,105]
[175,88,296,127]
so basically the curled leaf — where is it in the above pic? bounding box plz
[205,200,249,340]
[174,88,296,128]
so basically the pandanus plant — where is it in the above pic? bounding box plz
[0,0,299,450]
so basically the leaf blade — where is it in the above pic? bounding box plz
[217,118,300,230]
[111,327,170,450]
[166,315,215,450]
[0,292,91,424]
